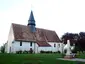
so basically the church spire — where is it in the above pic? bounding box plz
[28,10,35,26]
[28,11,36,32]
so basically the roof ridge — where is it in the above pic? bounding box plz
[12,23,55,32]
[36,27,55,32]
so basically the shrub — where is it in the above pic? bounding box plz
[40,50,44,53]
[46,51,52,53]
[40,50,52,53]
[57,51,61,53]
[23,50,29,54]
[1,46,5,53]
[29,48,33,54]
[53,51,58,53]
[16,50,22,54]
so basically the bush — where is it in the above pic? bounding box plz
[57,51,61,53]
[40,50,52,53]
[29,48,33,54]
[40,50,44,53]
[45,51,52,53]
[16,50,29,54]
[1,46,5,53]
[16,50,22,54]
[23,50,29,54]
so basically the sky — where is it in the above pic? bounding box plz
[0,0,85,46]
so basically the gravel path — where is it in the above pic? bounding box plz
[57,58,85,62]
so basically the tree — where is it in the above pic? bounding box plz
[61,32,85,53]
[1,45,5,53]
[77,32,85,52]
[61,33,78,45]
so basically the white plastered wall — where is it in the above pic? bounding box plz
[49,42,60,52]
[12,41,38,53]
[37,42,61,53]
[7,25,14,53]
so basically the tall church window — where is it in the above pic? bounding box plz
[30,42,32,46]
[20,41,22,46]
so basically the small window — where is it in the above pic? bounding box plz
[12,41,14,43]
[30,42,32,46]
[20,41,22,46]
[54,44,56,47]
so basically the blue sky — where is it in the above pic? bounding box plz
[0,0,85,46]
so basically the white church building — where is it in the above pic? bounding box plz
[5,11,63,53]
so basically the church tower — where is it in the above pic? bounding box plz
[28,11,36,32]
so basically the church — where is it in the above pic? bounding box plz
[5,11,62,53]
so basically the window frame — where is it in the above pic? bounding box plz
[20,41,22,46]
[30,42,32,46]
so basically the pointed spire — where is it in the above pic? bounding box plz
[28,10,36,32]
[29,11,35,21]
[28,11,35,26]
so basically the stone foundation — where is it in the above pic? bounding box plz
[64,55,73,59]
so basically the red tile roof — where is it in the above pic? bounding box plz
[12,23,61,47]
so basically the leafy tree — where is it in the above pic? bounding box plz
[1,45,5,53]
[61,32,85,53]
[61,33,78,45]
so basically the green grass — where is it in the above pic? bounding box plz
[77,52,85,59]
[0,53,85,64]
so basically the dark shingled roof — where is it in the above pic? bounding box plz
[12,23,61,47]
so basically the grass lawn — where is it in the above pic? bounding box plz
[77,52,85,59]
[0,53,85,64]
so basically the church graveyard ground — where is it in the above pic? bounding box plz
[0,53,85,64]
